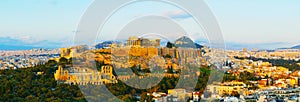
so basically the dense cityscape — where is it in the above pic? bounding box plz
[1,36,300,102]
[1,1,300,102]
[0,49,59,70]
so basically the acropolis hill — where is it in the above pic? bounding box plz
[54,36,209,85]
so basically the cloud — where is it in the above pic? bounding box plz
[162,10,192,20]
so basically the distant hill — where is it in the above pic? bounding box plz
[174,36,203,48]
[0,37,61,50]
[194,43,204,49]
[95,41,120,49]
[292,45,300,49]
[278,45,300,49]
[0,44,37,50]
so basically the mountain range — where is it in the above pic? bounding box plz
[291,45,300,49]
[95,41,118,49]
[277,44,300,50]
[0,37,62,50]
[1,36,299,50]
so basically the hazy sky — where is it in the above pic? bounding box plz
[207,0,300,45]
[0,0,300,49]
[0,0,91,44]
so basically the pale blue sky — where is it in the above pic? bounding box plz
[207,0,300,44]
[0,0,91,43]
[0,0,300,49]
